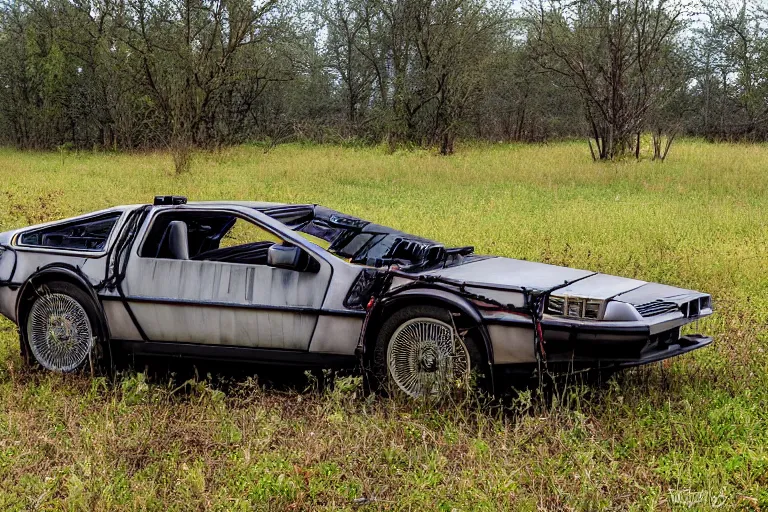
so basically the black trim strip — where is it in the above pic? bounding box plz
[483,314,650,335]
[114,339,357,367]
[540,319,650,335]
[98,294,366,317]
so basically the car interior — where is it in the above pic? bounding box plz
[140,211,318,271]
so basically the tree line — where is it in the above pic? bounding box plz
[1,0,767,162]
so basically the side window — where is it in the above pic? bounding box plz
[140,211,289,266]
[19,212,121,251]
[218,218,283,249]
[198,218,285,265]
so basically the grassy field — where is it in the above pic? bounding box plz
[0,140,766,510]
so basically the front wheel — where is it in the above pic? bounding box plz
[372,305,486,399]
[23,281,102,373]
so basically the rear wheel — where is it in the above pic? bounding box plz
[23,281,102,373]
[372,305,486,399]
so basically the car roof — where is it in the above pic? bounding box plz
[184,200,294,209]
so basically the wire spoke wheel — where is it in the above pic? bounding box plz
[386,317,470,398]
[27,292,93,372]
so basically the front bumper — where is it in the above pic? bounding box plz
[484,310,713,367]
[541,323,712,366]
[537,305,714,365]
[617,334,712,368]
[493,333,713,386]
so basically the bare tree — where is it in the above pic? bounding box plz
[526,0,688,160]
[688,0,768,140]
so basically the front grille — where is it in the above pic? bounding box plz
[635,296,713,318]
[635,300,679,317]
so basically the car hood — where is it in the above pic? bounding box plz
[427,256,693,301]
[425,256,597,292]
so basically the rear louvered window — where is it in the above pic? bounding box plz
[19,212,121,252]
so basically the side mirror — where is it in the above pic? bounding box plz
[267,244,301,270]
[267,243,319,272]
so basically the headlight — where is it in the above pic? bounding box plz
[546,296,564,315]
[584,300,601,319]
[546,295,603,319]
[566,298,583,317]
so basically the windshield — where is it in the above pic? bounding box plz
[261,205,474,271]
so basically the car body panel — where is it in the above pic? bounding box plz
[486,322,535,364]
[118,250,333,349]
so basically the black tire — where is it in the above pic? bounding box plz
[21,281,104,373]
[371,305,488,399]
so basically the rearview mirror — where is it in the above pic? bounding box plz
[267,244,319,272]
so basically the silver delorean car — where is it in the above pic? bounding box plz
[0,196,713,397]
